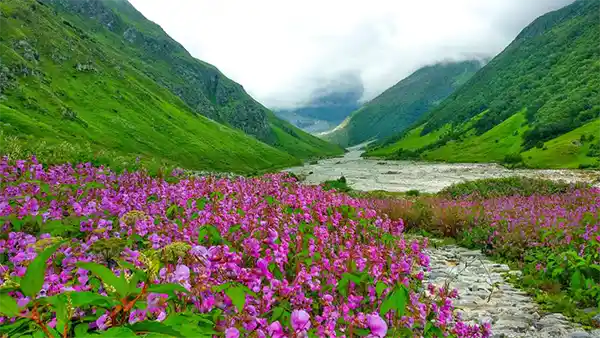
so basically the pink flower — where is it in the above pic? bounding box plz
[267,321,285,338]
[174,264,190,281]
[95,313,110,331]
[291,310,311,331]
[367,314,387,337]
[225,327,240,338]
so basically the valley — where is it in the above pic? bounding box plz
[285,145,599,193]
[0,0,599,337]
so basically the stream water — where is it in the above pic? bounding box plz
[284,145,600,193]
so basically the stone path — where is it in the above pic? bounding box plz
[424,245,600,338]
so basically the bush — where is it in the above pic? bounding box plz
[503,153,523,164]
[322,176,351,192]
[438,176,588,199]
[406,189,421,196]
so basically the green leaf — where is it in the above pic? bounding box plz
[40,183,50,194]
[53,294,69,335]
[375,281,387,298]
[212,282,232,293]
[337,276,349,297]
[394,285,409,316]
[76,262,129,298]
[69,291,117,308]
[271,306,284,321]
[196,198,208,211]
[96,327,137,337]
[166,205,178,220]
[42,220,77,236]
[0,318,29,335]
[161,313,215,337]
[148,283,189,296]
[21,241,64,298]
[265,196,275,205]
[380,290,397,316]
[74,323,89,337]
[225,286,246,312]
[197,225,222,246]
[129,321,183,337]
[0,294,19,317]
[552,267,564,278]
[379,285,409,317]
[570,270,582,289]
[354,328,370,336]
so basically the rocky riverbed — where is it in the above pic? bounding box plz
[424,244,600,338]
[284,146,600,193]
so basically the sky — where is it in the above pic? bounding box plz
[129,0,575,109]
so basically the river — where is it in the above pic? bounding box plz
[284,145,600,193]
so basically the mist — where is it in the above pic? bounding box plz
[129,0,576,109]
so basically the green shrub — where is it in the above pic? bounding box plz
[322,176,351,192]
[438,176,588,199]
[405,189,420,196]
[503,153,523,164]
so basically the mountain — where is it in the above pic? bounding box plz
[366,0,600,169]
[274,73,363,134]
[322,60,482,147]
[0,0,342,173]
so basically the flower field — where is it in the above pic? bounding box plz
[374,182,600,325]
[0,158,490,338]
[456,189,600,316]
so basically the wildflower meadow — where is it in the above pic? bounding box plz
[0,158,491,337]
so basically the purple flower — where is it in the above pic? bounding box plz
[225,327,240,338]
[367,314,387,337]
[190,245,208,257]
[96,313,110,331]
[174,264,190,281]
[291,310,311,331]
[267,321,284,338]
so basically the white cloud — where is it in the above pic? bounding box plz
[128,0,575,109]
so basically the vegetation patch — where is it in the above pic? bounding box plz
[371,177,600,327]
[437,176,588,200]
[0,158,490,337]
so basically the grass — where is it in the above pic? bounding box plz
[366,109,599,168]
[522,119,600,169]
[0,0,342,175]
[422,111,529,163]
[365,125,450,157]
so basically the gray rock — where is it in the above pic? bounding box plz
[14,40,39,62]
[507,270,522,277]
[538,326,570,338]
[75,62,98,72]
[422,243,586,338]
[592,314,600,327]
[494,319,529,332]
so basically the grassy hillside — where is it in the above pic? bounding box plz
[366,0,600,169]
[322,60,481,147]
[0,0,341,173]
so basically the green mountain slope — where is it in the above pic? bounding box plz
[366,0,600,169]
[0,0,341,173]
[322,60,482,147]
